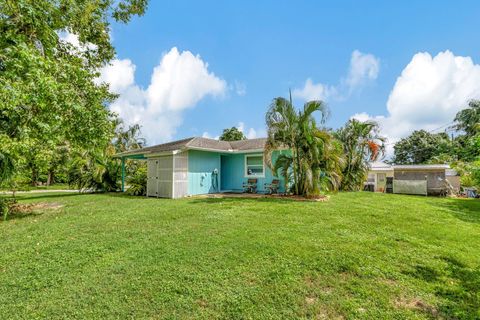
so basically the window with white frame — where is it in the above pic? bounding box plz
[245,154,264,177]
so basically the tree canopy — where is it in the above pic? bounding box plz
[0,0,148,183]
[265,95,344,197]
[454,100,480,137]
[393,100,480,165]
[219,127,246,141]
[335,119,385,191]
[392,130,453,165]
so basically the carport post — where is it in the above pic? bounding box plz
[121,157,125,192]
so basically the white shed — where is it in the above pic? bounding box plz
[146,151,188,199]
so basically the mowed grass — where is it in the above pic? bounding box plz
[1,192,479,319]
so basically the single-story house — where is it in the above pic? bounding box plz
[366,162,394,192]
[115,137,286,198]
[366,162,455,195]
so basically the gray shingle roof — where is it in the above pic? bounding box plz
[115,137,267,157]
[393,164,450,170]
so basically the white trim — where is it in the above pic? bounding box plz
[186,146,265,154]
[145,150,177,157]
[244,154,265,178]
[172,153,175,198]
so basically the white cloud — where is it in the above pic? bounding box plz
[352,50,480,157]
[202,132,220,140]
[292,78,336,101]
[345,50,380,90]
[237,122,265,139]
[201,122,264,140]
[233,81,247,96]
[147,48,226,112]
[58,31,97,52]
[99,47,227,144]
[293,50,379,101]
[97,59,136,93]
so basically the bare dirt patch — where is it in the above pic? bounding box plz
[305,295,317,305]
[196,299,208,308]
[304,275,334,294]
[11,202,64,214]
[192,193,330,202]
[394,297,439,317]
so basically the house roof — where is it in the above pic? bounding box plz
[368,162,451,172]
[369,161,393,171]
[393,164,450,170]
[115,137,267,157]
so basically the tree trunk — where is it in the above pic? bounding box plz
[47,170,55,186]
[31,167,38,186]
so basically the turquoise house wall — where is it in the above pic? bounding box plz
[188,149,288,195]
[219,151,287,193]
[188,150,221,195]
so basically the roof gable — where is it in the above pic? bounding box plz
[115,137,267,157]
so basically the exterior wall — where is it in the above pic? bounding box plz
[367,170,394,192]
[219,151,286,193]
[446,175,460,193]
[146,156,173,198]
[393,169,446,195]
[188,150,221,195]
[173,151,188,198]
[393,179,427,195]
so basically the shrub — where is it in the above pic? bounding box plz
[454,160,480,189]
[0,197,17,221]
[126,165,147,196]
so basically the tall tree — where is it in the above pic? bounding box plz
[392,130,453,164]
[453,100,480,161]
[335,119,385,191]
[454,100,480,137]
[0,0,148,184]
[113,121,146,153]
[264,94,343,197]
[219,127,246,141]
[68,122,146,192]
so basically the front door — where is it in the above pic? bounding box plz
[376,173,386,192]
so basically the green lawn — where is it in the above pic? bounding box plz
[1,192,479,319]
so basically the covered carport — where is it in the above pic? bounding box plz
[114,153,147,192]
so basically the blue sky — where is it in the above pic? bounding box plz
[101,0,480,146]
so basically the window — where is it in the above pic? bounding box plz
[245,154,264,177]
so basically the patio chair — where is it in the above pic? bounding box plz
[242,178,258,193]
[264,179,280,194]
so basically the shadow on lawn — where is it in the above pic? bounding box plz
[12,192,86,202]
[429,198,480,224]
[405,256,480,319]
[435,256,480,319]
[186,196,308,205]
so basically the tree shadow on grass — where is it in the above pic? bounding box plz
[435,256,480,319]
[429,198,480,224]
[186,196,309,205]
[403,265,441,283]
[403,257,480,319]
[11,192,87,202]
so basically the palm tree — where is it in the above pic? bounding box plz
[335,119,385,191]
[264,93,343,197]
[68,145,121,192]
[454,100,480,137]
[0,151,14,183]
[113,121,146,153]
